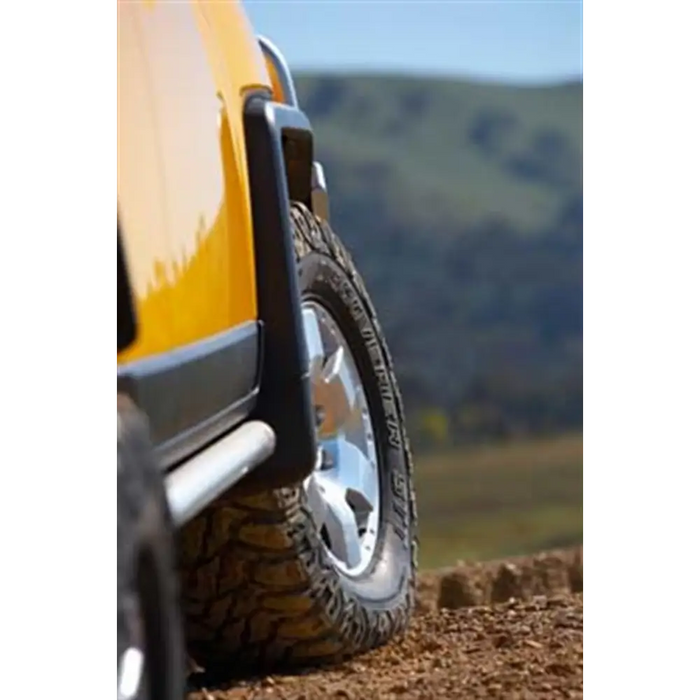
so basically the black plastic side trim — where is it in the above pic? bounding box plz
[153,391,258,472]
[118,223,137,353]
[239,95,317,490]
[118,321,261,470]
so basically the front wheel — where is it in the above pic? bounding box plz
[179,202,417,671]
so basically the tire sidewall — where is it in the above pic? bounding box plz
[298,250,414,606]
[118,401,185,700]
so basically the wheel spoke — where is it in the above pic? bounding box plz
[317,346,357,435]
[327,439,377,514]
[313,473,362,569]
[303,470,328,532]
[301,299,381,576]
[302,306,325,380]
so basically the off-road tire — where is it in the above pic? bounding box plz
[118,395,186,700]
[178,202,418,672]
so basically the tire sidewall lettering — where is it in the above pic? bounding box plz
[300,247,413,602]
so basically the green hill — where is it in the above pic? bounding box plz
[296,74,583,445]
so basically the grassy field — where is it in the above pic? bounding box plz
[414,432,582,569]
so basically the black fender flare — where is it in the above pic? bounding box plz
[237,93,319,491]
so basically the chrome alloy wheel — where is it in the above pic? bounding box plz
[301,300,381,577]
[117,593,146,700]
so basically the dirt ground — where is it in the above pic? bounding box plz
[188,547,583,700]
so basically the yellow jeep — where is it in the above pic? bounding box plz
[117,1,417,697]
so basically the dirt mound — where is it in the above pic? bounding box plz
[420,546,583,613]
[188,547,583,700]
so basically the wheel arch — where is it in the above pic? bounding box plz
[230,37,337,492]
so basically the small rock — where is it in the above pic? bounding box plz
[334,690,354,699]
[568,550,584,592]
[494,633,513,649]
[491,563,523,603]
[438,570,481,609]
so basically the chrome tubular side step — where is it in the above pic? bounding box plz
[165,420,276,527]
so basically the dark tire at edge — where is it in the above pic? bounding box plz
[118,395,186,700]
[178,202,418,672]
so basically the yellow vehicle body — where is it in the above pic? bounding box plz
[118,0,272,363]
[118,0,323,476]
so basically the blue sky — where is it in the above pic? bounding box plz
[244,0,583,85]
